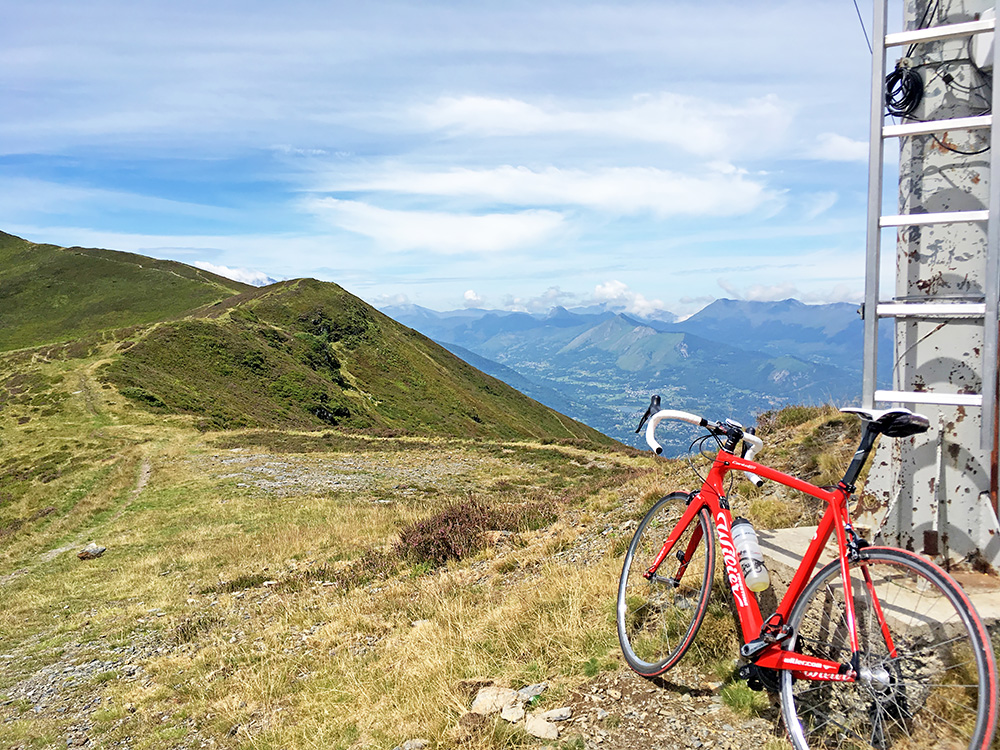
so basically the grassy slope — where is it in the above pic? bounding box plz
[0,343,652,749]
[0,232,251,352]
[0,232,609,444]
[0,341,867,749]
[99,278,610,443]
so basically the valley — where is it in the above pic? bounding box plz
[383,301,892,453]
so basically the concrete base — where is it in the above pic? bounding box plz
[757,526,1000,626]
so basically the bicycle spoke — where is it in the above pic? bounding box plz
[780,549,996,750]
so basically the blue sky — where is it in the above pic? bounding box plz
[2,1,885,317]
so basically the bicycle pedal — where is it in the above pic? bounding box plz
[763,625,792,645]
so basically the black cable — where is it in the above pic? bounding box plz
[686,434,720,489]
[905,0,942,59]
[886,63,924,116]
[685,432,735,499]
[884,0,940,117]
[853,0,873,55]
[930,134,991,155]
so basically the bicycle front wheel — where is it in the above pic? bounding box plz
[616,493,715,677]
[781,546,998,750]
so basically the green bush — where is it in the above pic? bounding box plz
[120,386,167,409]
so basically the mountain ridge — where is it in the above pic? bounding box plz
[0,231,610,445]
[0,231,253,352]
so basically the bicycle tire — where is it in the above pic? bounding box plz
[616,493,715,677]
[780,546,998,750]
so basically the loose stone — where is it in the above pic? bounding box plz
[524,713,559,740]
[470,686,518,715]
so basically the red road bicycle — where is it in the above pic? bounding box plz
[617,396,998,750]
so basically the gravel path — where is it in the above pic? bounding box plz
[561,669,781,750]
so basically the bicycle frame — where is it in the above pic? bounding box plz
[649,445,873,683]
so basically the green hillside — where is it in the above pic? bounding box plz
[0,231,251,352]
[101,278,609,442]
[0,232,609,444]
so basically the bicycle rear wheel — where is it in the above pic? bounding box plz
[780,546,998,750]
[616,493,715,677]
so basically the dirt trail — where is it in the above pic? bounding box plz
[0,455,153,581]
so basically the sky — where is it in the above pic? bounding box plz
[2,0,888,318]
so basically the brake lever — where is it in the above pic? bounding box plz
[635,394,661,434]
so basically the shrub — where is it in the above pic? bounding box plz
[394,496,561,567]
[395,499,493,566]
[120,386,167,409]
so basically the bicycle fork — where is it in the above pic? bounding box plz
[643,497,704,586]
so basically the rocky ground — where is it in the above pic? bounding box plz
[3,632,783,750]
[1,445,788,750]
[560,669,780,750]
[448,669,781,750]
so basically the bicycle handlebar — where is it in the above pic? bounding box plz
[643,406,765,487]
[643,409,708,453]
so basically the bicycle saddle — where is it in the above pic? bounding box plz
[840,407,931,437]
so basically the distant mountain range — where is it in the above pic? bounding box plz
[381,300,892,452]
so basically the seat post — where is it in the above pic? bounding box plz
[841,422,881,490]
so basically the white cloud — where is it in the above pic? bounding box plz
[305,198,566,253]
[3,225,327,281]
[192,261,276,287]
[463,289,485,308]
[318,164,777,218]
[371,292,411,307]
[802,192,839,220]
[418,97,557,136]
[717,278,799,301]
[415,92,794,159]
[502,286,580,312]
[271,144,330,157]
[716,278,863,306]
[594,280,666,318]
[0,177,239,221]
[811,133,869,162]
[1,2,872,314]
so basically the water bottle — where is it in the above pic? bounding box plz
[731,517,770,592]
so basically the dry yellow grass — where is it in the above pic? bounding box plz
[1,347,663,748]
[1,347,842,749]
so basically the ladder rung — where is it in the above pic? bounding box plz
[885,18,995,47]
[875,390,983,407]
[877,302,986,318]
[880,210,989,226]
[883,114,992,138]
